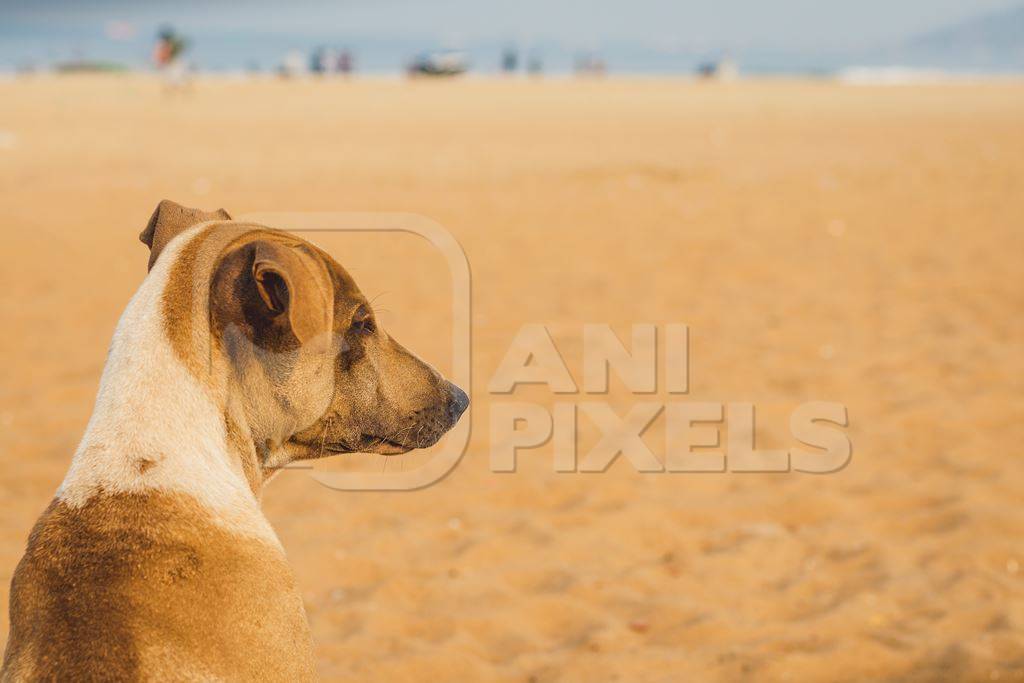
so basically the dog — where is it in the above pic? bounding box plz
[1,201,468,681]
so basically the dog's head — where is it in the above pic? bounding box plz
[142,200,468,463]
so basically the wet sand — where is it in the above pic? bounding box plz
[1,75,1022,681]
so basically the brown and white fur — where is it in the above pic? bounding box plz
[1,201,468,681]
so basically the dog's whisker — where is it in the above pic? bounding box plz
[316,415,333,460]
[366,292,392,309]
[388,423,417,442]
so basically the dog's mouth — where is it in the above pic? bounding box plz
[324,434,412,456]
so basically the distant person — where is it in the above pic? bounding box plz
[574,53,606,78]
[153,25,190,92]
[527,53,543,77]
[278,50,305,78]
[337,48,354,76]
[323,48,338,74]
[502,47,519,74]
[310,47,326,75]
[153,26,183,69]
[696,56,738,81]
[153,29,187,88]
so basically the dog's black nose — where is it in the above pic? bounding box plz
[447,383,470,421]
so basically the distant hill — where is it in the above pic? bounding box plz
[898,4,1024,70]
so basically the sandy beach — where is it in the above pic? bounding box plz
[1,75,1022,681]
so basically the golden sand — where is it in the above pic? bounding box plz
[1,75,1022,681]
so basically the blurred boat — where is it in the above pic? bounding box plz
[407,51,468,77]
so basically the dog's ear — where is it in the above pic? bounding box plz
[140,199,230,271]
[251,240,334,345]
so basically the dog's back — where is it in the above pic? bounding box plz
[2,490,316,681]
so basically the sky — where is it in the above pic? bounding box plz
[0,0,1020,72]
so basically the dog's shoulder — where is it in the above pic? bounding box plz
[3,490,315,681]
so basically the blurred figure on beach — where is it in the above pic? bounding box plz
[302,47,355,77]
[337,48,354,77]
[310,46,339,75]
[574,52,607,77]
[278,50,305,78]
[153,26,190,92]
[153,25,190,93]
[697,55,739,81]
[501,46,519,74]
[527,52,543,77]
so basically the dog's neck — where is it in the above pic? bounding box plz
[59,228,282,544]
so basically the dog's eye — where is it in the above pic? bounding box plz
[352,306,376,335]
[353,318,375,334]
